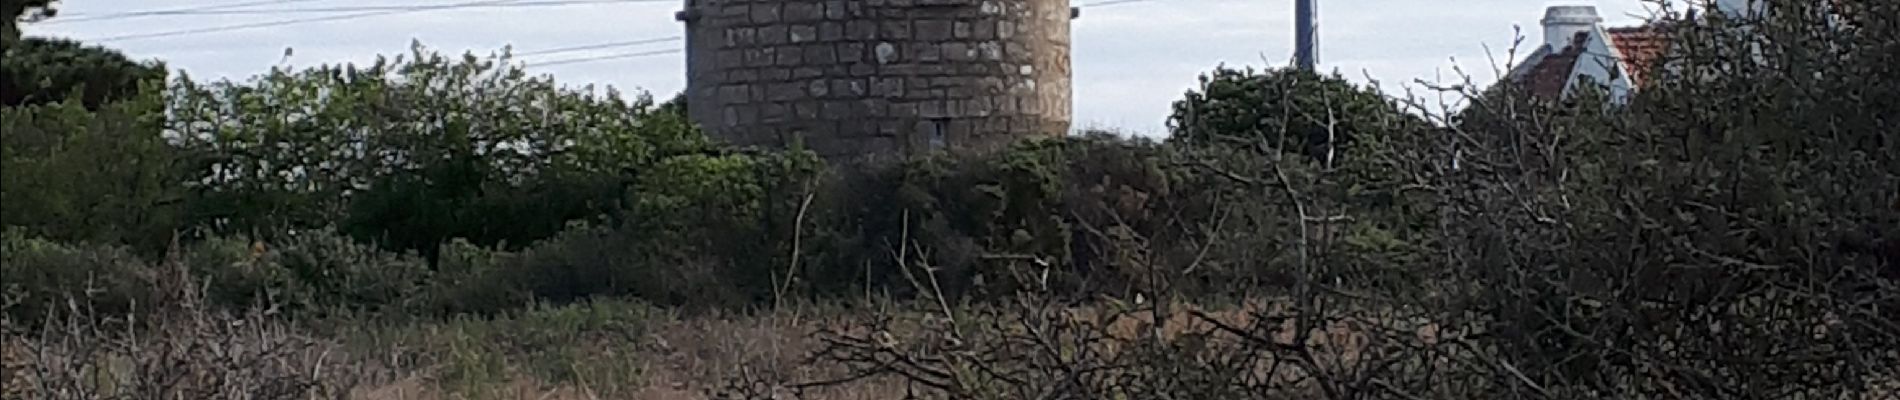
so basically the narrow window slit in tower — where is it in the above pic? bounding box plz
[928,118,949,149]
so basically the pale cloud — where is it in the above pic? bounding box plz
[30,0,1665,136]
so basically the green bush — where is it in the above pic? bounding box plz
[262,228,432,317]
[182,235,284,311]
[336,298,665,398]
[0,87,184,254]
[0,229,152,325]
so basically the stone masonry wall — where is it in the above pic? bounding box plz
[679,0,1073,159]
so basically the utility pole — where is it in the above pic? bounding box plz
[1294,0,1317,71]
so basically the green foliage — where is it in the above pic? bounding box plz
[166,43,714,259]
[263,228,432,316]
[0,85,184,253]
[1,0,57,52]
[338,299,665,398]
[0,228,151,325]
[1,37,165,109]
[1168,67,1425,162]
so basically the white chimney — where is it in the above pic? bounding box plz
[1541,6,1603,51]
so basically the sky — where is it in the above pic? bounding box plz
[27,0,1665,137]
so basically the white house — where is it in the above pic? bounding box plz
[1504,5,1666,104]
[1506,0,1863,103]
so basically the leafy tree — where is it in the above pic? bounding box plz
[0,84,185,252]
[1,0,56,53]
[164,44,747,262]
[2,37,166,108]
[1167,67,1424,163]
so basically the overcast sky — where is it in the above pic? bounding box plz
[28,0,1664,136]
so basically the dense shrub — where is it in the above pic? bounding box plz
[167,44,715,261]
[0,87,184,254]
[0,37,164,109]
[260,228,432,317]
[0,229,152,325]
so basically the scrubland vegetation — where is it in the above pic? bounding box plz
[3,1,1896,399]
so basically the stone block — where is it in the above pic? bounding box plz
[822,100,851,119]
[825,1,848,19]
[880,21,912,40]
[745,49,773,67]
[804,44,838,64]
[734,105,759,124]
[831,78,867,96]
[775,47,805,66]
[789,25,818,43]
[953,21,972,39]
[916,20,953,41]
[947,85,976,98]
[795,102,821,119]
[846,20,878,40]
[874,42,899,64]
[873,77,905,98]
[727,68,759,83]
[881,64,921,76]
[750,3,781,24]
[838,43,865,63]
[964,98,993,116]
[809,80,831,97]
[717,50,744,68]
[1005,42,1031,62]
[917,64,952,76]
[761,102,789,122]
[720,5,749,19]
[890,102,919,117]
[758,25,788,45]
[977,41,1002,60]
[971,19,996,39]
[720,85,750,104]
[979,77,1005,93]
[783,2,824,22]
[920,100,947,118]
[819,22,844,41]
[793,67,825,79]
[1019,97,1042,114]
[725,28,753,46]
[763,68,792,81]
[768,83,806,101]
[943,42,973,61]
[855,98,889,116]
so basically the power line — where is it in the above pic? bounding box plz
[527,48,681,68]
[1079,0,1165,8]
[92,0,530,43]
[50,0,326,23]
[514,0,1171,68]
[513,36,682,58]
[56,0,672,23]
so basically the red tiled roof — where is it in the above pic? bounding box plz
[1607,25,1670,88]
[1524,32,1591,99]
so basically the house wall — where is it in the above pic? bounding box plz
[679,0,1073,160]
[1564,26,1634,103]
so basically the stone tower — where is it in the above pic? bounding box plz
[677,0,1074,160]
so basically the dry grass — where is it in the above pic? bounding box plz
[5,298,1891,400]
